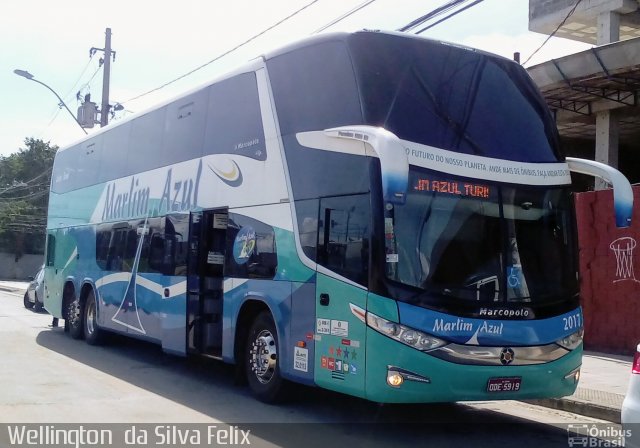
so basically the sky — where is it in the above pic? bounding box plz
[0,0,591,157]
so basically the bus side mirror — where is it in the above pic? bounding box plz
[566,157,633,228]
[325,126,409,205]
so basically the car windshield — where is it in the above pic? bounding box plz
[385,167,578,304]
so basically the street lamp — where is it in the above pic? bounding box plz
[13,69,88,135]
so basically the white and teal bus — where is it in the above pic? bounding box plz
[44,31,633,403]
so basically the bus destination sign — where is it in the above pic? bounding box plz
[413,178,491,199]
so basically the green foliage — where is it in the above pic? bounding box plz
[0,138,57,255]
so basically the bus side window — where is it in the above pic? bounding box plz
[46,234,56,267]
[95,230,111,270]
[225,214,277,279]
[318,194,370,286]
[148,234,176,276]
[295,199,319,261]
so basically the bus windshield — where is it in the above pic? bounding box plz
[386,167,578,304]
[349,32,561,163]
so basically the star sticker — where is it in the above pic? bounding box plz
[351,351,357,360]
[336,347,342,357]
[343,348,349,359]
[329,346,334,355]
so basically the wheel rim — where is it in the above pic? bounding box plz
[86,299,96,336]
[249,329,277,384]
[68,301,81,327]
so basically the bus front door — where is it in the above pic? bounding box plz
[187,209,227,357]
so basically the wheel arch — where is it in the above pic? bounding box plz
[61,278,78,318]
[233,298,273,367]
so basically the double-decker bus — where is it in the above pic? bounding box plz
[44,31,633,403]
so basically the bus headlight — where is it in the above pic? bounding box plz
[557,328,584,350]
[367,312,446,351]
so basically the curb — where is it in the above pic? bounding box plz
[526,398,621,423]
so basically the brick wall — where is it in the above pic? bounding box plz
[575,186,640,355]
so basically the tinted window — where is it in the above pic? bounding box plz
[295,199,319,261]
[225,214,277,279]
[163,90,208,165]
[46,234,56,267]
[100,123,131,182]
[284,141,371,200]
[96,218,182,274]
[267,40,362,136]
[204,73,266,161]
[348,33,561,162]
[318,194,370,286]
[127,108,165,177]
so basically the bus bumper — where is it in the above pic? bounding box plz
[364,329,582,403]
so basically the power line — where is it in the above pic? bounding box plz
[397,0,468,33]
[312,0,378,34]
[121,0,320,106]
[522,0,584,66]
[61,55,95,104]
[415,0,485,34]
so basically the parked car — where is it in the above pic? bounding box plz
[23,265,45,312]
[622,343,640,447]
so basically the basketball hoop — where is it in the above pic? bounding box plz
[609,237,639,283]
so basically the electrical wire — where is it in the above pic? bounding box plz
[121,0,320,106]
[61,56,95,104]
[415,0,485,34]
[397,0,468,33]
[312,0,378,34]
[522,0,584,66]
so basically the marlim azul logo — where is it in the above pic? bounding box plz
[208,159,243,187]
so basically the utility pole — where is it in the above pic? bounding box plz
[90,27,115,127]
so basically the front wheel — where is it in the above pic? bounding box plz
[23,292,34,309]
[245,311,287,403]
[83,290,105,345]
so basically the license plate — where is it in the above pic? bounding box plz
[486,377,522,393]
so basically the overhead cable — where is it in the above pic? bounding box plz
[121,0,320,106]
[397,0,468,33]
[313,0,378,34]
[415,0,485,34]
[522,0,584,66]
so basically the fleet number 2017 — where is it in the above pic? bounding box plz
[563,313,582,331]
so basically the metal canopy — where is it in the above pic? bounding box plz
[527,37,640,142]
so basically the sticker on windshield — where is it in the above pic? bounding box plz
[232,226,256,265]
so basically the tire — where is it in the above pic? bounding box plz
[23,292,34,309]
[83,290,105,345]
[245,311,287,403]
[33,293,43,312]
[66,296,84,340]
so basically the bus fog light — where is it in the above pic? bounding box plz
[387,372,404,387]
[564,367,581,384]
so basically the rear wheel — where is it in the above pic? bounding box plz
[83,290,105,345]
[66,296,84,340]
[23,292,34,309]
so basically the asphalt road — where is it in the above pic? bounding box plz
[0,286,615,448]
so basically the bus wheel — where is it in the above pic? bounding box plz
[245,311,286,403]
[83,290,104,345]
[67,297,84,340]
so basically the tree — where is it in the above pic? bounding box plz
[0,138,57,257]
